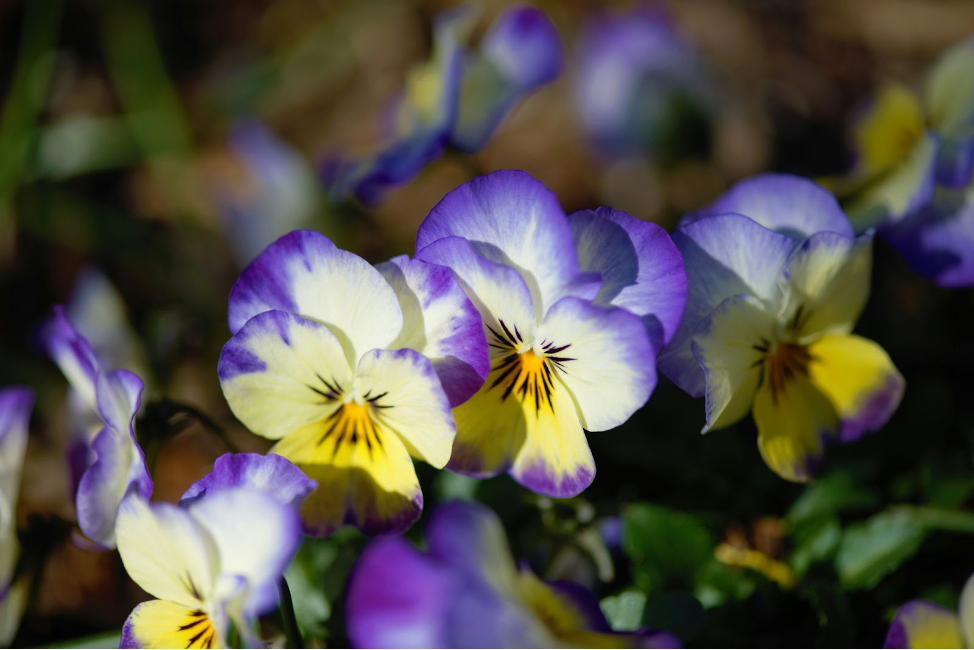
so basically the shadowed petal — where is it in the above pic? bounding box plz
[41,306,99,410]
[377,255,489,406]
[569,207,687,352]
[659,214,794,398]
[687,174,853,239]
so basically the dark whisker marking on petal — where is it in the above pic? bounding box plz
[316,373,342,397]
[514,325,523,342]
[490,361,521,389]
[485,323,515,347]
[367,391,389,403]
[488,342,509,350]
[499,320,519,347]
[362,389,372,399]
[545,343,571,355]
[186,626,208,648]
[501,370,521,401]
[492,354,519,371]
[179,614,208,632]
[307,384,335,399]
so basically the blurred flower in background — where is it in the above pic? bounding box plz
[206,121,321,267]
[42,308,152,548]
[572,4,713,164]
[347,500,680,649]
[323,4,563,204]
[0,388,33,645]
[833,37,974,287]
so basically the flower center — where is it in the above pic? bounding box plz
[755,338,813,402]
[305,375,391,458]
[485,320,573,414]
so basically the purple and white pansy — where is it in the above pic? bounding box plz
[218,229,489,536]
[414,170,686,497]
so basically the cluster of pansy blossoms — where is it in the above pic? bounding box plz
[10,7,974,650]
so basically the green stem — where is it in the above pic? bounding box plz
[166,400,240,454]
[891,505,974,534]
[278,577,304,649]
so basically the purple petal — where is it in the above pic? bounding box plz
[882,185,974,288]
[884,600,963,648]
[482,6,562,91]
[346,537,458,648]
[569,207,687,352]
[179,453,317,509]
[0,387,34,502]
[546,580,612,633]
[685,173,854,239]
[41,306,100,409]
[934,135,974,188]
[416,170,589,313]
[572,6,707,155]
[76,426,153,549]
[659,214,794,397]
[424,500,518,595]
[376,255,489,406]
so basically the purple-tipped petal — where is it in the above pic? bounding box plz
[659,214,794,397]
[346,537,458,649]
[569,206,687,352]
[41,306,100,410]
[377,255,489,406]
[227,230,403,362]
[416,171,589,313]
[0,387,34,504]
[882,185,974,288]
[884,600,963,649]
[686,174,854,239]
[179,453,316,509]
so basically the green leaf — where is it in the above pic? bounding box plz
[600,590,647,631]
[642,592,705,641]
[787,470,879,528]
[693,559,757,608]
[623,503,714,593]
[789,516,842,579]
[284,538,340,639]
[835,509,926,590]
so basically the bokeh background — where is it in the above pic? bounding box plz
[1,0,973,646]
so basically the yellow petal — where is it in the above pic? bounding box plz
[122,600,222,649]
[753,375,837,483]
[806,334,904,441]
[450,349,595,497]
[853,83,924,177]
[271,407,422,536]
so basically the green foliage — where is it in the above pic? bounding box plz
[835,509,927,590]
[600,590,646,631]
[623,503,714,593]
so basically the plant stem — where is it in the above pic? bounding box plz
[279,577,304,649]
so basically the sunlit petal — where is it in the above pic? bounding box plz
[179,453,316,509]
[121,600,221,650]
[227,230,403,363]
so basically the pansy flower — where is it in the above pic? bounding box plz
[0,387,33,646]
[117,482,303,649]
[324,5,563,203]
[322,9,470,204]
[43,307,152,548]
[415,170,686,497]
[347,500,680,649]
[884,572,974,648]
[833,37,974,286]
[218,230,488,535]
[572,5,712,159]
[658,174,904,482]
